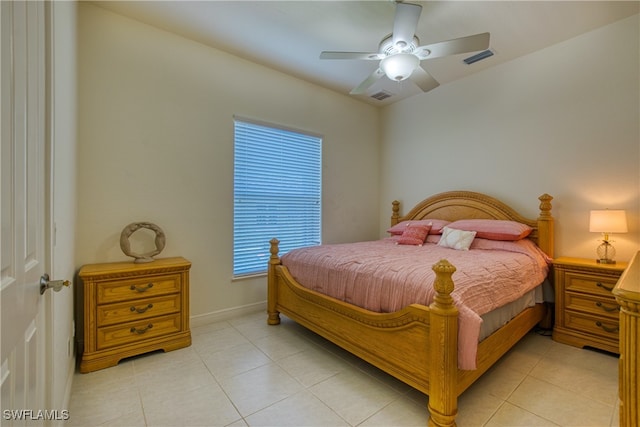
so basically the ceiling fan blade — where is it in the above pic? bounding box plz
[350,68,385,95]
[392,2,422,47]
[417,32,490,60]
[320,51,382,60]
[410,66,440,92]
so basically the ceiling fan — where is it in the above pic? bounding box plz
[320,2,490,95]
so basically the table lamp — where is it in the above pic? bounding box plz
[589,209,627,264]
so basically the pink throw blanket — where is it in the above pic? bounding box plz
[281,237,550,369]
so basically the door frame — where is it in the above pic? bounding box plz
[43,0,77,415]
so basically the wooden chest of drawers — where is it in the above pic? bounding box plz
[552,257,626,354]
[79,257,191,373]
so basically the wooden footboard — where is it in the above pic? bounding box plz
[268,238,460,426]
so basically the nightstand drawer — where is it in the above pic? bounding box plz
[96,313,182,350]
[97,274,181,304]
[564,272,618,297]
[97,294,181,327]
[563,310,619,340]
[564,292,619,320]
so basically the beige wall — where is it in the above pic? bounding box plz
[76,4,639,322]
[380,14,640,263]
[76,4,380,320]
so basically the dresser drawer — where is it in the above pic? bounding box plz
[564,292,619,320]
[96,294,181,327]
[96,313,182,350]
[563,310,619,340]
[563,272,618,297]
[97,274,181,304]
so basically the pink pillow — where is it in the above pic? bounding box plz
[387,219,450,235]
[447,219,532,241]
[396,223,431,246]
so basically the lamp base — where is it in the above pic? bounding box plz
[596,241,616,265]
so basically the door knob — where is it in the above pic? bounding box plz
[40,274,70,295]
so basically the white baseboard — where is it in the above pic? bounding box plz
[190,301,266,328]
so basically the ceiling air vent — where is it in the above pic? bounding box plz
[463,49,494,65]
[370,90,393,101]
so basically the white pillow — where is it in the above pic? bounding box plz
[437,226,477,251]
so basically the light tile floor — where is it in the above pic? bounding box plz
[68,311,620,426]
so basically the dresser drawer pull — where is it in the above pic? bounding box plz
[595,301,619,312]
[595,321,618,333]
[130,324,153,334]
[596,282,613,292]
[130,303,153,314]
[130,283,154,292]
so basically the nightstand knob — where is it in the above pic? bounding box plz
[130,303,153,314]
[595,321,618,333]
[130,283,154,292]
[595,301,619,313]
[130,324,153,334]
[596,282,614,292]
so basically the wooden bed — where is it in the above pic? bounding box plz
[267,191,554,427]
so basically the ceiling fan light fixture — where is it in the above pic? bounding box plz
[380,53,419,81]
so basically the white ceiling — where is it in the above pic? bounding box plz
[94,1,639,106]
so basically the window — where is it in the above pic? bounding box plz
[233,118,322,277]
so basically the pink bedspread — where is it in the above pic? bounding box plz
[281,236,550,370]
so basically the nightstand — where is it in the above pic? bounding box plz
[79,257,192,373]
[552,257,627,354]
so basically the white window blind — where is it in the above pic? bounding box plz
[233,119,322,277]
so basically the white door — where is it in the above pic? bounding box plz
[1,1,48,423]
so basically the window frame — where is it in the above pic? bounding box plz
[232,116,322,278]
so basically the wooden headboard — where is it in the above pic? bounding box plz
[391,191,554,258]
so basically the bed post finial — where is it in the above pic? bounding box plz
[269,238,280,261]
[536,194,554,259]
[267,238,282,325]
[432,259,456,307]
[391,200,401,226]
[429,259,458,427]
[538,194,553,218]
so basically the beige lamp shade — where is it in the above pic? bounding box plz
[589,210,628,233]
[589,209,627,264]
